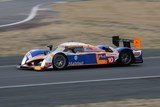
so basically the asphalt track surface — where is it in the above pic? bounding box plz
[0,0,52,25]
[0,0,75,26]
[0,50,160,107]
[1,0,160,107]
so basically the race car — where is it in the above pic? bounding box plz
[17,36,143,71]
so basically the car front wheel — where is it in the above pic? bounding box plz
[53,54,68,70]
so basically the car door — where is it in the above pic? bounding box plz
[67,47,86,66]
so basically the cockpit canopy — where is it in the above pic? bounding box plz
[54,42,102,53]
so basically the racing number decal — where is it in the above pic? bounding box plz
[96,54,115,64]
[107,57,115,63]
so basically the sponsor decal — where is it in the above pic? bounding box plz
[134,52,141,57]
[69,61,84,65]
[26,52,32,59]
[45,62,52,68]
[98,54,107,60]
[74,55,78,61]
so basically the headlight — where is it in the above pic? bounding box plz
[41,60,46,67]
[21,56,27,65]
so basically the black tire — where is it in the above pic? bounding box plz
[53,53,68,70]
[118,50,133,65]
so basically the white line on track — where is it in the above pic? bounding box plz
[0,1,68,28]
[0,4,42,28]
[144,56,160,59]
[0,0,12,2]
[0,75,160,89]
[0,65,16,68]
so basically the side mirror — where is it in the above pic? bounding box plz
[47,45,53,51]
[112,36,120,47]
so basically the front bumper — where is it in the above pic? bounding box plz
[17,64,44,71]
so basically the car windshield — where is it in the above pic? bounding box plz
[84,46,101,52]
[52,46,65,52]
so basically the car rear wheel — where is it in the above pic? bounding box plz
[118,50,133,65]
[53,54,68,70]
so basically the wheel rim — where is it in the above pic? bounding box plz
[121,53,132,64]
[54,55,66,69]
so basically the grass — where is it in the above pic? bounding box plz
[0,0,160,56]
[54,0,160,48]
[58,99,160,107]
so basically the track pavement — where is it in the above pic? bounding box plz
[0,49,160,107]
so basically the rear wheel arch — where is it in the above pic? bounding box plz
[118,49,135,65]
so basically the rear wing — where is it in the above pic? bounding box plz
[112,36,141,49]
